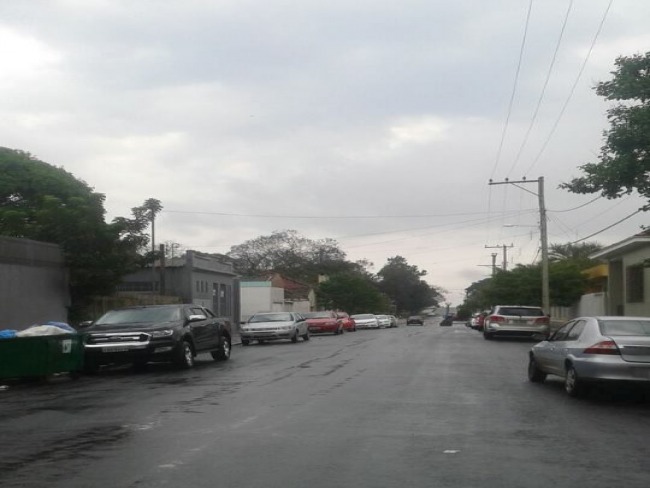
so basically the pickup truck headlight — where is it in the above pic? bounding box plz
[151,329,174,338]
[280,325,294,331]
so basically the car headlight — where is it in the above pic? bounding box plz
[281,325,294,331]
[151,329,174,338]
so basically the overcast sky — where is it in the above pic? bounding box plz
[2,0,649,305]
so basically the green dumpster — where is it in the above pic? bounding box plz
[0,334,84,380]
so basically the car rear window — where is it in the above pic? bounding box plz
[303,312,332,318]
[496,307,544,317]
[599,319,650,336]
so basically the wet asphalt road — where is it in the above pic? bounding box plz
[2,320,650,488]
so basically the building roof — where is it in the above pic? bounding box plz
[590,230,650,261]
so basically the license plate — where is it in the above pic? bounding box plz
[102,346,129,353]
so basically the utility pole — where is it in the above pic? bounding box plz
[477,253,499,276]
[488,177,550,315]
[485,244,514,271]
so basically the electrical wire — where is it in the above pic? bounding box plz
[506,0,574,177]
[490,0,534,180]
[548,195,602,213]
[162,209,535,220]
[525,0,614,175]
[571,208,645,244]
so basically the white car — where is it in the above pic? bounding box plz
[351,314,379,329]
[375,314,391,329]
[240,312,310,345]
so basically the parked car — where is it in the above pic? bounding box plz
[470,312,488,331]
[241,312,309,345]
[336,312,357,332]
[407,315,424,326]
[388,315,398,328]
[303,311,343,335]
[483,305,549,340]
[528,316,650,397]
[351,314,380,329]
[82,304,232,372]
[375,314,391,329]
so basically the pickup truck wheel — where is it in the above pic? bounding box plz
[211,337,231,361]
[175,340,195,369]
[302,330,310,341]
[132,360,148,372]
[291,331,299,343]
[241,339,250,346]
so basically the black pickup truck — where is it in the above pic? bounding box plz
[81,304,232,372]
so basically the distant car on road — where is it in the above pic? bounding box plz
[440,315,453,326]
[407,316,424,326]
[82,304,232,372]
[528,316,650,397]
[303,310,343,335]
[351,314,379,329]
[241,312,310,345]
[388,315,398,328]
[483,305,549,340]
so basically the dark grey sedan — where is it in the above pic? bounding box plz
[528,316,650,397]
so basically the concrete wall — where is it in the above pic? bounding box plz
[240,283,274,320]
[577,292,606,317]
[0,237,70,330]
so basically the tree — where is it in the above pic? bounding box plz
[317,272,389,314]
[549,242,602,268]
[0,147,156,320]
[562,52,650,204]
[227,230,356,283]
[376,256,442,314]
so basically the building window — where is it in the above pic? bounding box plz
[626,264,645,303]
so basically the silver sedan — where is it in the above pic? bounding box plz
[528,316,650,397]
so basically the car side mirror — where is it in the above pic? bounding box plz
[77,320,93,328]
[187,314,207,323]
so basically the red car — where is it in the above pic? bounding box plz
[304,311,344,335]
[336,312,357,332]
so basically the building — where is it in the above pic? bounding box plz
[589,230,650,316]
[240,273,315,321]
[0,236,70,330]
[118,250,239,325]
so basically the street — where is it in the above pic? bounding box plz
[2,320,650,488]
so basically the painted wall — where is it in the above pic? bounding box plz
[0,237,70,329]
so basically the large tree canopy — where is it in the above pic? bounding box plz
[0,147,157,319]
[317,272,389,314]
[563,52,650,203]
[227,229,358,283]
[377,255,442,314]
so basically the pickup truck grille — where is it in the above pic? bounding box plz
[86,332,150,345]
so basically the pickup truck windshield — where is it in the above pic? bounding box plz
[95,307,182,325]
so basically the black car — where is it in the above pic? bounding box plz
[82,304,232,372]
[407,316,424,326]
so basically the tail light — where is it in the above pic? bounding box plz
[490,315,505,323]
[534,317,549,325]
[583,340,620,355]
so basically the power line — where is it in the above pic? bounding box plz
[162,208,536,220]
[490,0,534,180]
[571,208,645,244]
[548,195,602,213]
[506,0,574,177]
[525,0,613,175]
